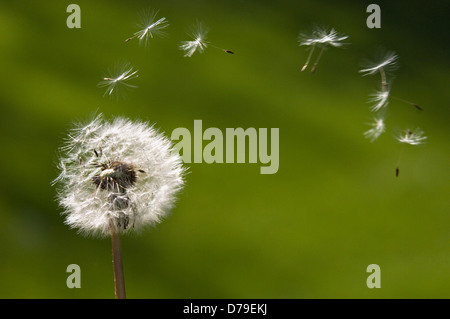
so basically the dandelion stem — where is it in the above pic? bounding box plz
[301,43,315,72]
[111,223,126,299]
[311,46,325,73]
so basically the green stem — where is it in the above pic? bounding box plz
[111,223,126,299]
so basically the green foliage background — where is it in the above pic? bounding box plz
[0,0,449,298]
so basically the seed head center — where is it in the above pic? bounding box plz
[93,161,137,191]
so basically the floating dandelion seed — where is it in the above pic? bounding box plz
[179,21,208,57]
[396,128,427,145]
[179,21,234,57]
[359,51,398,91]
[368,89,390,112]
[364,116,386,142]
[395,128,427,177]
[125,9,169,46]
[98,62,138,99]
[52,114,185,298]
[298,26,348,73]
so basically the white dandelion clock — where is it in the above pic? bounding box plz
[179,21,234,57]
[53,114,185,236]
[125,9,169,46]
[298,26,349,72]
[98,62,138,99]
[364,116,386,142]
[52,114,185,298]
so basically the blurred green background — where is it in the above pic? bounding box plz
[0,0,449,298]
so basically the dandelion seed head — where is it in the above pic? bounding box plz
[364,116,386,142]
[179,21,209,57]
[98,62,138,99]
[396,128,427,145]
[53,114,185,237]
